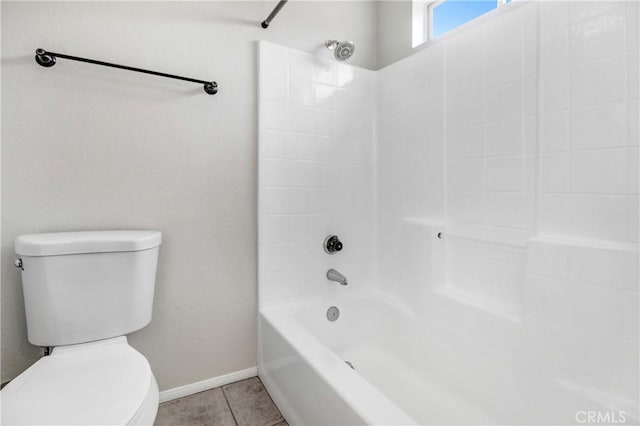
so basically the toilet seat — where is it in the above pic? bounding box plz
[1,336,158,425]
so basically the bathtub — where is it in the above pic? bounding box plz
[258,293,498,426]
[259,288,640,426]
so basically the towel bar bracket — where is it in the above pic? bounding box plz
[35,49,56,67]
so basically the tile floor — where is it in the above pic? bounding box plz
[155,377,287,426]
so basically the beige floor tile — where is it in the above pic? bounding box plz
[155,388,236,426]
[222,377,284,426]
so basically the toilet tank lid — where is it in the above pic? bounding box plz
[15,230,162,256]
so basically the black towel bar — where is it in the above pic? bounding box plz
[35,48,218,95]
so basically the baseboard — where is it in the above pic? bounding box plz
[159,366,258,403]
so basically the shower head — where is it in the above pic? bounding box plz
[325,40,355,61]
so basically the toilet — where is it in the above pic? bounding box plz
[1,230,162,425]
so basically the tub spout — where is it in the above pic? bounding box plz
[327,269,348,285]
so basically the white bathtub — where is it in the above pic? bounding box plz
[258,291,639,426]
[258,293,502,426]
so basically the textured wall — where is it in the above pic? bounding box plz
[376,1,414,69]
[0,1,377,389]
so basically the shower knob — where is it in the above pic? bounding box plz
[324,235,343,254]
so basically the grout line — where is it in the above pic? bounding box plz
[220,385,239,426]
[529,272,640,292]
[444,144,640,160]
[219,377,285,426]
[442,35,451,288]
[256,377,286,426]
[566,5,574,196]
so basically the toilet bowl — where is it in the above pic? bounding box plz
[1,337,159,425]
[1,231,162,425]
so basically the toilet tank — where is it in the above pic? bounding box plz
[15,231,162,347]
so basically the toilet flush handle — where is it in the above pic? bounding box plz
[13,258,23,270]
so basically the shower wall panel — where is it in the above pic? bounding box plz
[258,42,376,308]
[376,1,638,422]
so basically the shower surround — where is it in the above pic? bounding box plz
[258,2,639,425]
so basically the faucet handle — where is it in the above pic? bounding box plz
[324,235,343,254]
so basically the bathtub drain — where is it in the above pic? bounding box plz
[326,306,340,321]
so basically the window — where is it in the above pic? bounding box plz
[412,0,512,47]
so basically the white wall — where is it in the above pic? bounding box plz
[376,39,445,310]
[376,1,414,68]
[0,0,378,389]
[258,41,376,309]
[537,0,638,243]
[377,1,638,423]
[442,0,537,312]
[530,0,639,411]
